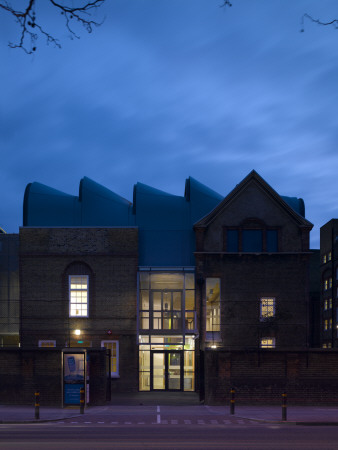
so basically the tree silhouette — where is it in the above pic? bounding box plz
[0,0,105,54]
[221,1,338,33]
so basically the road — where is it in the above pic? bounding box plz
[1,405,338,449]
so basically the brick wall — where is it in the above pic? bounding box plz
[204,349,338,405]
[0,348,107,406]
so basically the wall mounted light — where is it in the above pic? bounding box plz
[74,329,81,336]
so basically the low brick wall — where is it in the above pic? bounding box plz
[0,348,107,406]
[204,349,338,405]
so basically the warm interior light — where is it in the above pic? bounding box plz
[211,344,217,349]
[74,329,81,336]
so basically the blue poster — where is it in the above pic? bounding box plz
[64,383,84,405]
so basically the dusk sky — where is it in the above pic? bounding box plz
[1,0,338,248]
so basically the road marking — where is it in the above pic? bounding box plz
[184,420,191,424]
[111,422,118,424]
[84,421,92,424]
[137,422,145,425]
[97,421,105,424]
[197,420,205,424]
[157,405,161,424]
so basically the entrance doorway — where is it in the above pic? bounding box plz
[152,351,182,391]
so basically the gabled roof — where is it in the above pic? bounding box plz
[194,170,313,229]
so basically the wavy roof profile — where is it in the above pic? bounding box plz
[23,173,307,265]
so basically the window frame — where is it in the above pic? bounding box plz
[224,224,279,253]
[260,297,276,321]
[69,275,89,318]
[260,337,275,348]
[101,340,119,378]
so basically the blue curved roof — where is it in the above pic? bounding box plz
[23,175,306,266]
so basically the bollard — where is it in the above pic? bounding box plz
[230,388,235,415]
[35,391,40,420]
[282,392,287,421]
[80,387,85,414]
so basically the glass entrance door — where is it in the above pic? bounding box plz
[151,351,182,391]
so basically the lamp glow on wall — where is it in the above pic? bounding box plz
[74,329,81,336]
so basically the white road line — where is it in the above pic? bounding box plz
[124,422,132,424]
[111,422,118,424]
[157,405,161,424]
[84,422,92,424]
[97,422,105,424]
[137,422,145,424]
[184,420,191,424]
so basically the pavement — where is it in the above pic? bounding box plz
[1,392,338,425]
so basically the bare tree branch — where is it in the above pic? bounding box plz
[0,0,105,54]
[301,13,338,32]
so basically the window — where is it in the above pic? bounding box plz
[328,252,332,261]
[260,338,275,348]
[329,277,333,289]
[330,318,332,329]
[242,230,262,252]
[324,299,328,310]
[38,340,56,348]
[206,278,221,334]
[329,298,333,309]
[260,297,275,320]
[101,340,119,377]
[324,319,328,331]
[69,275,88,317]
[225,226,278,252]
[323,254,327,264]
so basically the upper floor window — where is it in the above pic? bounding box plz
[328,252,332,261]
[260,297,275,320]
[324,277,332,291]
[323,254,327,264]
[138,272,196,333]
[225,226,278,253]
[69,275,88,317]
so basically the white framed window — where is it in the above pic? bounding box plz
[260,337,275,348]
[69,275,88,317]
[101,340,119,377]
[38,340,56,348]
[260,297,275,320]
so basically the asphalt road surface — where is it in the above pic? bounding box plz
[1,421,338,450]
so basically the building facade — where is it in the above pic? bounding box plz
[17,170,316,400]
[320,219,338,348]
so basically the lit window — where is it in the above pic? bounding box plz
[323,343,327,348]
[206,278,221,333]
[69,275,88,317]
[329,298,333,309]
[324,320,328,331]
[101,341,119,377]
[328,342,332,348]
[323,254,327,264]
[324,299,328,310]
[260,338,275,348]
[324,279,328,291]
[328,252,332,261]
[330,318,332,329]
[260,298,275,320]
[38,340,56,348]
[329,278,333,289]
